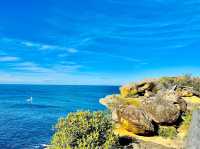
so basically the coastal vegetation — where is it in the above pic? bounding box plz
[158,126,177,139]
[49,111,120,149]
[49,75,200,149]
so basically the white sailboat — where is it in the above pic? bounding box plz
[27,96,33,104]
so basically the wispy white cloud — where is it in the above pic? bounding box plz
[0,56,20,62]
[8,61,82,74]
[21,39,79,53]
[40,44,55,50]
[1,37,143,64]
[67,48,78,53]
[9,62,51,73]
[21,41,38,47]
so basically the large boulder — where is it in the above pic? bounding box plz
[100,95,142,122]
[120,82,155,98]
[151,90,187,113]
[117,105,155,135]
[142,99,181,125]
[100,96,155,135]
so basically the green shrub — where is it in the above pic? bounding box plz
[192,77,200,92]
[182,112,192,126]
[158,75,191,89]
[158,126,177,139]
[49,111,119,149]
[157,75,200,93]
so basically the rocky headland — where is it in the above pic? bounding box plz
[49,75,200,149]
[100,76,200,148]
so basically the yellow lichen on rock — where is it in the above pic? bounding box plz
[120,85,138,97]
[177,89,193,97]
[120,82,154,98]
[119,118,141,134]
[117,105,155,135]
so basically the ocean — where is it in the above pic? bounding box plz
[0,85,119,149]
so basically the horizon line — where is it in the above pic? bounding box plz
[0,83,120,86]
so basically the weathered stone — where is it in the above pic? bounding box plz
[137,82,154,93]
[176,98,187,113]
[99,95,141,110]
[176,88,193,97]
[155,90,187,113]
[142,99,181,124]
[120,84,138,97]
[100,95,142,123]
[120,82,155,98]
[144,91,154,97]
[117,105,155,135]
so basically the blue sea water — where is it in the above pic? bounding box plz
[0,85,119,149]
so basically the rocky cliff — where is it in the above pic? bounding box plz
[100,76,200,149]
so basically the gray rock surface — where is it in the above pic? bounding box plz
[186,110,200,149]
[132,141,175,149]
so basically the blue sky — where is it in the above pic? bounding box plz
[0,0,200,85]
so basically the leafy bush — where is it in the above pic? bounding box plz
[182,112,192,126]
[158,126,177,139]
[49,111,119,149]
[158,75,200,93]
[191,77,200,92]
[158,75,191,89]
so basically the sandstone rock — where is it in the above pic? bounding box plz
[144,91,154,97]
[100,96,156,135]
[155,90,187,113]
[137,82,154,93]
[99,95,141,110]
[100,95,142,123]
[142,99,181,124]
[120,82,155,98]
[176,98,187,113]
[117,105,155,135]
[120,84,138,97]
[176,88,193,97]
